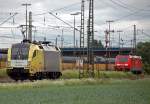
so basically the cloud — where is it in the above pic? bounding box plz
[0,0,150,48]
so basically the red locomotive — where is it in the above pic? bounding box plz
[115,55,142,74]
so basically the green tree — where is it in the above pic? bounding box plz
[93,40,104,48]
[137,42,150,74]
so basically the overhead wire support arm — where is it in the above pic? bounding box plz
[0,12,18,26]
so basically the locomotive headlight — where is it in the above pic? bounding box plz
[7,61,11,66]
[117,64,120,66]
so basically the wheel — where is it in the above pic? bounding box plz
[35,72,43,80]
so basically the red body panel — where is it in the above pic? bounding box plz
[115,55,142,72]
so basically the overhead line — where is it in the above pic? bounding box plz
[48,12,80,32]
[116,0,150,12]
[34,2,82,16]
[0,26,19,29]
[95,0,150,26]
[109,0,134,12]
[0,13,18,26]
[0,36,13,38]
[142,31,150,38]
[0,35,22,39]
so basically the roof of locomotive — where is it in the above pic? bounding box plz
[41,44,60,52]
[31,41,61,52]
[116,55,142,59]
[11,40,61,52]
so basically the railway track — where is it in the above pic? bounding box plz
[0,77,15,83]
[0,77,33,83]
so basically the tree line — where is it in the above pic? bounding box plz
[137,42,150,74]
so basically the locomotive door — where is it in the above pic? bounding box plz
[44,51,60,72]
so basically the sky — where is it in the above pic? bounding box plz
[0,0,150,48]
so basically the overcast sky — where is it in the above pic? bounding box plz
[0,0,150,48]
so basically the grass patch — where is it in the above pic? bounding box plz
[61,70,79,79]
[0,78,144,89]
[97,71,135,79]
[61,70,136,79]
[0,68,140,80]
[0,69,7,78]
[0,79,109,89]
[0,79,149,104]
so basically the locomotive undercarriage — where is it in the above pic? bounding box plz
[7,68,62,81]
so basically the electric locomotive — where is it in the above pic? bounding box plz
[7,40,62,81]
[115,55,142,74]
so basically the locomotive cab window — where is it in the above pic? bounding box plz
[11,43,30,60]
[118,57,128,62]
[33,50,37,58]
[39,45,43,49]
